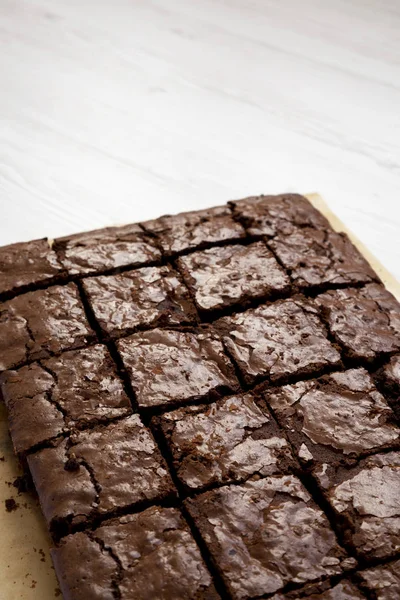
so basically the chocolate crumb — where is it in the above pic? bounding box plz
[64,456,80,472]
[5,498,18,512]
[13,475,30,493]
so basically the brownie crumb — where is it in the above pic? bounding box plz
[54,587,62,597]
[64,456,80,472]
[13,475,30,494]
[5,498,18,512]
[0,455,5,461]
[39,549,46,562]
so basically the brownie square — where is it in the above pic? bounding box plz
[186,476,354,599]
[54,223,161,275]
[316,284,400,362]
[216,297,341,386]
[229,193,330,237]
[0,283,94,372]
[83,265,197,338]
[27,415,175,535]
[268,228,377,289]
[153,392,296,492]
[142,205,245,256]
[358,559,400,600]
[118,328,238,410]
[270,579,365,599]
[51,506,219,600]
[176,242,290,314]
[0,238,64,297]
[1,344,132,455]
[263,368,400,469]
[314,451,400,560]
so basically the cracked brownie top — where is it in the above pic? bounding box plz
[229,193,330,237]
[142,205,245,256]
[0,344,132,455]
[51,506,219,600]
[263,368,400,468]
[268,227,377,289]
[82,265,197,338]
[186,476,355,599]
[314,451,400,560]
[118,328,239,409]
[315,283,400,361]
[153,392,296,491]
[54,223,161,275]
[27,415,176,533]
[0,283,94,372]
[0,238,64,297]
[215,297,341,385]
[176,241,290,314]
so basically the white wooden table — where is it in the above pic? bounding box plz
[0,0,399,278]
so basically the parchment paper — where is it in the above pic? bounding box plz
[1,193,399,599]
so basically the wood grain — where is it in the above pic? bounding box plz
[0,0,399,280]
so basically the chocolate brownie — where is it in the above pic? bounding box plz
[268,228,377,289]
[314,451,400,560]
[186,476,355,599]
[118,328,238,410]
[0,238,64,297]
[142,205,245,256]
[270,579,365,599]
[1,345,132,455]
[51,506,219,600]
[27,415,175,535]
[176,242,290,314]
[315,284,400,362]
[358,559,400,600]
[82,265,197,338]
[263,368,400,469]
[153,392,296,492]
[54,223,161,275]
[216,297,341,385]
[229,193,331,237]
[0,283,94,372]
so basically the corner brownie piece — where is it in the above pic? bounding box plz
[0,238,64,297]
[263,368,400,469]
[270,579,365,599]
[83,265,197,338]
[358,559,400,600]
[118,328,238,410]
[314,451,400,560]
[54,223,161,275]
[268,228,377,289]
[229,193,330,237]
[186,476,355,599]
[153,392,296,492]
[27,415,175,535]
[315,284,400,362]
[176,242,290,314]
[1,345,132,455]
[52,506,219,600]
[142,205,245,256]
[216,297,341,385]
[0,283,94,372]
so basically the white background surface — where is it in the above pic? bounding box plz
[0,0,399,278]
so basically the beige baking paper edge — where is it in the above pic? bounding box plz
[1,193,399,600]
